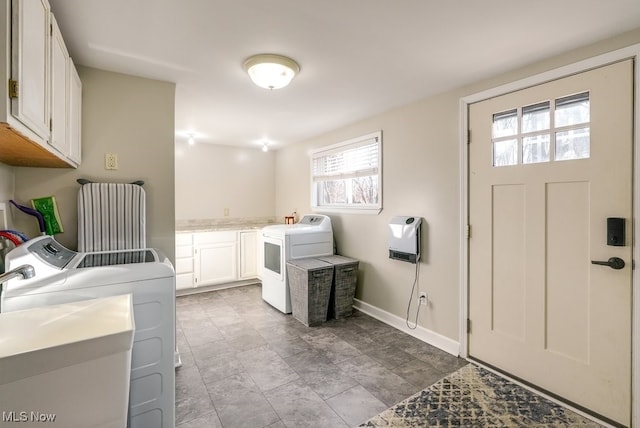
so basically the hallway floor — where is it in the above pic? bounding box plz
[174,284,467,428]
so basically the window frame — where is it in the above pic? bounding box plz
[310,131,382,215]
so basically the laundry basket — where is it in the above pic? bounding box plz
[286,258,333,327]
[318,255,359,319]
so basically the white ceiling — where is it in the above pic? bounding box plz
[49,0,640,150]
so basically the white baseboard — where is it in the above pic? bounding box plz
[352,298,460,356]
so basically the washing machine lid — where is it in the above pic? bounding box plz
[76,249,157,268]
[3,236,174,297]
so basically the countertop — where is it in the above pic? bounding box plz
[176,216,283,233]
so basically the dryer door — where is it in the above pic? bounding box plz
[262,235,284,281]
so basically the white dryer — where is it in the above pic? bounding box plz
[261,214,333,313]
[1,235,176,428]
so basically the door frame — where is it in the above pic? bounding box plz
[459,43,640,425]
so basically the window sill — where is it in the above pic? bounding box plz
[311,206,382,215]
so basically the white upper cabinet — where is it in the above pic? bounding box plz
[10,0,50,141]
[49,13,68,157]
[67,60,81,164]
[0,0,81,168]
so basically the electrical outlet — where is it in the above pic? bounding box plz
[419,292,428,305]
[105,153,118,170]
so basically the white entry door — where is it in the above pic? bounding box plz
[468,60,633,426]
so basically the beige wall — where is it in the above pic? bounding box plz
[275,28,640,342]
[0,162,14,228]
[12,66,176,261]
[0,163,13,202]
[175,143,275,221]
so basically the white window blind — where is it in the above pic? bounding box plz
[311,131,382,214]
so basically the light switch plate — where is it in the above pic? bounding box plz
[105,153,118,170]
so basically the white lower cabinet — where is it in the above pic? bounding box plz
[195,241,237,286]
[256,232,264,279]
[193,231,237,287]
[175,233,194,290]
[176,230,261,290]
[239,231,258,279]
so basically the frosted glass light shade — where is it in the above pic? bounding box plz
[244,54,300,90]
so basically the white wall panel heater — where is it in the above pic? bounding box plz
[388,216,422,263]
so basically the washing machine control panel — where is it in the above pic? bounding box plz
[28,237,76,269]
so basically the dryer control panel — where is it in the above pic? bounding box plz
[299,215,323,225]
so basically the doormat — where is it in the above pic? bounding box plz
[359,364,603,427]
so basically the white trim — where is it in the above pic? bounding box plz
[310,131,381,156]
[459,42,640,427]
[353,298,460,356]
[458,99,470,359]
[310,130,383,213]
[633,45,640,428]
[312,206,382,215]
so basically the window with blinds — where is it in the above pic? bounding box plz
[311,131,382,213]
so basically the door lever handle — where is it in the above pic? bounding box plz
[591,257,625,270]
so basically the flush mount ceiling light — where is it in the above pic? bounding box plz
[243,54,300,90]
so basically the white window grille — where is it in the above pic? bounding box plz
[492,91,590,167]
[311,131,382,214]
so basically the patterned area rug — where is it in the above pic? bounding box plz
[359,364,603,427]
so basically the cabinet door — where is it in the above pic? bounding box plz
[175,233,194,290]
[66,58,81,164]
[49,14,68,156]
[257,232,264,279]
[175,257,193,274]
[11,0,51,140]
[195,242,237,286]
[239,231,258,279]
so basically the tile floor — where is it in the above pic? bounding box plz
[174,284,467,428]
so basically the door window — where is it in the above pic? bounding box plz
[492,91,590,166]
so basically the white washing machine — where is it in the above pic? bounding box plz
[1,235,176,428]
[261,214,333,313]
